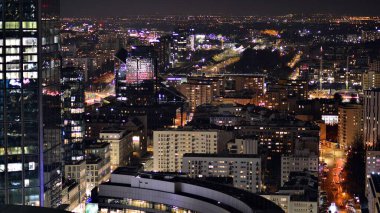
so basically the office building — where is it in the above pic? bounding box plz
[338,104,363,149]
[93,168,284,213]
[114,46,157,105]
[172,28,192,67]
[153,129,233,172]
[61,67,85,162]
[182,153,262,193]
[364,89,380,148]
[0,0,62,207]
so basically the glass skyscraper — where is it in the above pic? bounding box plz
[115,46,158,106]
[0,0,62,207]
[61,67,85,163]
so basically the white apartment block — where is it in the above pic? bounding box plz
[182,154,262,193]
[99,129,133,171]
[153,129,233,172]
[281,154,318,186]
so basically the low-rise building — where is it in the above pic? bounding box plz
[61,180,81,212]
[92,168,284,213]
[99,129,133,170]
[64,160,86,203]
[85,141,111,194]
[263,171,318,213]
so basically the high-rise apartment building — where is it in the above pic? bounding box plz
[0,0,62,207]
[177,76,223,112]
[153,129,233,172]
[364,89,380,148]
[338,104,363,149]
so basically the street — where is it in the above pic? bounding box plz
[320,143,360,213]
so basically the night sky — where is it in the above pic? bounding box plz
[61,0,380,17]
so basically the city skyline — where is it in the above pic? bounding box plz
[2,0,380,212]
[61,0,380,17]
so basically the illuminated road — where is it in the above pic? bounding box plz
[85,84,115,105]
[289,51,302,80]
[320,143,360,213]
[201,56,240,74]
[320,143,348,213]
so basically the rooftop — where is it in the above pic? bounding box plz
[103,170,284,213]
[183,153,260,158]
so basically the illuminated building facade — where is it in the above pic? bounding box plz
[153,129,233,172]
[182,153,262,193]
[61,67,85,162]
[363,60,380,90]
[115,46,157,106]
[95,169,284,213]
[177,76,223,112]
[338,104,363,149]
[364,89,380,148]
[0,0,62,207]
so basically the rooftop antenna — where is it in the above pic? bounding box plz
[346,56,349,90]
[319,46,323,91]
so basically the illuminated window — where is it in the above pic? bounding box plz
[6,47,20,54]
[23,38,37,46]
[6,72,20,79]
[24,72,38,79]
[22,21,37,29]
[6,39,20,46]
[5,22,20,29]
[23,55,37,63]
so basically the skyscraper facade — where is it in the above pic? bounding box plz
[115,46,157,106]
[61,67,85,163]
[364,89,380,148]
[0,0,62,207]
